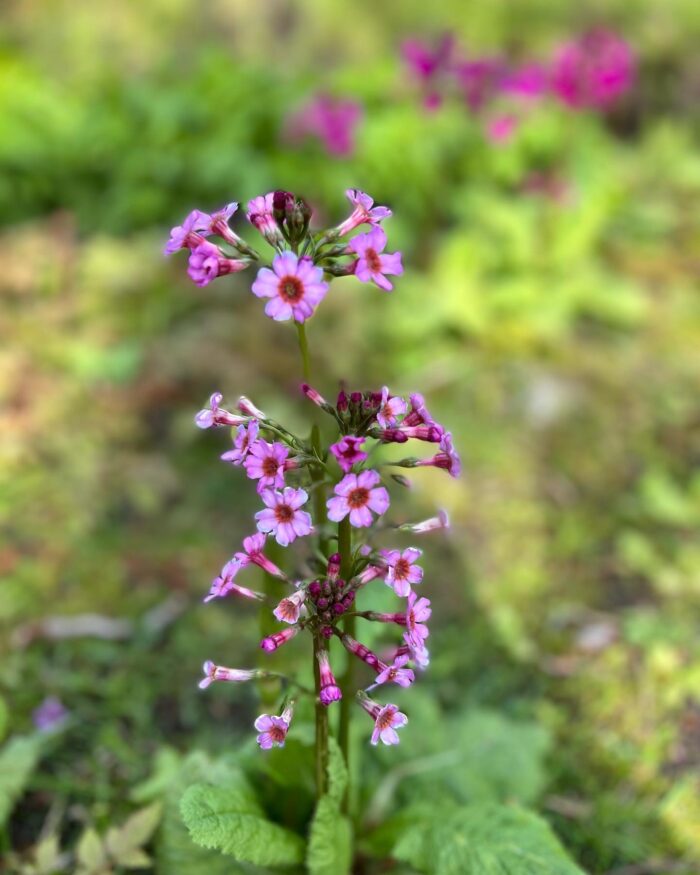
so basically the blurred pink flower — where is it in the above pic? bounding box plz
[552,29,635,109]
[286,94,363,157]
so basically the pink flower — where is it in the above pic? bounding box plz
[376,424,442,443]
[286,94,363,158]
[251,252,329,323]
[255,704,294,749]
[327,470,390,528]
[247,193,285,247]
[453,57,507,112]
[273,588,306,624]
[348,227,403,292]
[501,63,549,100]
[199,661,257,689]
[244,440,289,491]
[552,30,635,110]
[406,591,431,642]
[301,383,331,409]
[237,396,267,420]
[403,393,443,430]
[260,625,300,652]
[401,34,455,110]
[187,241,250,287]
[234,532,287,579]
[221,421,259,465]
[358,693,408,746]
[204,559,265,603]
[255,487,313,546]
[374,654,415,688]
[400,509,450,534]
[164,209,208,254]
[381,547,423,597]
[317,649,342,706]
[376,386,407,428]
[430,431,462,477]
[485,114,519,144]
[329,436,368,473]
[195,392,249,430]
[335,189,392,237]
[398,638,431,669]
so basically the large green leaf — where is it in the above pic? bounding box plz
[307,796,352,875]
[0,734,44,826]
[391,803,585,875]
[180,778,305,868]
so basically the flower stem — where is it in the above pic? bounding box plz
[296,322,312,385]
[337,515,354,806]
[313,632,329,798]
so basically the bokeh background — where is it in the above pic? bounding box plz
[1,1,699,872]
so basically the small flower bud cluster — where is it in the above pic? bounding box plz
[165,188,403,321]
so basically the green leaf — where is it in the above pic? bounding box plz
[114,848,151,869]
[105,802,162,862]
[391,803,585,875]
[180,779,305,867]
[0,734,44,826]
[326,737,348,806]
[307,796,352,875]
[76,828,106,872]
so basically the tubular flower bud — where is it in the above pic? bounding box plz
[199,661,259,689]
[237,395,267,420]
[338,632,382,670]
[260,625,301,653]
[317,649,343,706]
[326,552,341,583]
[301,383,334,413]
[195,393,249,429]
[399,509,450,534]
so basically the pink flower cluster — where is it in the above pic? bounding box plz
[195,376,459,749]
[165,189,403,316]
[402,29,635,143]
[285,94,363,157]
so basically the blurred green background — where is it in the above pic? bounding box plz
[1,1,699,872]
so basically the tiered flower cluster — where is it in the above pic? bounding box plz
[165,188,402,306]
[193,384,457,749]
[402,29,635,142]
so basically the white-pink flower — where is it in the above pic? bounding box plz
[400,509,450,534]
[381,547,423,597]
[251,252,328,322]
[358,694,408,746]
[273,587,306,624]
[327,469,390,528]
[243,439,289,491]
[195,392,249,430]
[199,661,257,689]
[348,227,403,292]
[221,421,259,465]
[247,192,284,247]
[203,559,265,603]
[254,704,294,749]
[406,591,431,642]
[374,654,415,688]
[376,386,407,428]
[255,487,313,546]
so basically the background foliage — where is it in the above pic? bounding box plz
[1,0,699,872]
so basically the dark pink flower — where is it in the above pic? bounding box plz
[204,559,266,603]
[221,421,259,465]
[260,625,300,652]
[552,30,635,110]
[199,661,258,689]
[317,649,342,706]
[381,547,423,597]
[454,57,507,112]
[349,227,403,292]
[247,193,284,247]
[244,439,289,491]
[401,34,455,109]
[403,393,443,431]
[187,241,250,287]
[330,435,368,473]
[273,588,306,624]
[501,63,549,100]
[255,704,294,749]
[234,532,287,579]
[195,392,249,430]
[485,114,519,144]
[287,94,363,158]
[335,189,392,238]
[339,633,382,670]
[251,252,329,323]
[164,209,208,255]
[415,431,462,478]
[358,693,408,746]
[255,487,313,546]
[327,470,390,528]
[376,386,407,428]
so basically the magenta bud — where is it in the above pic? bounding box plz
[308,581,322,598]
[321,626,334,638]
[333,602,345,615]
[350,392,362,404]
[343,593,355,609]
[337,391,349,412]
[327,553,341,580]
[321,581,332,596]
[317,598,329,610]
[320,684,342,706]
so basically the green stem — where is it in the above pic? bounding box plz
[296,322,312,385]
[313,633,329,798]
[337,516,354,805]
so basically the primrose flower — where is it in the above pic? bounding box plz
[374,654,415,688]
[244,439,290,491]
[204,559,266,603]
[327,470,390,528]
[349,226,404,292]
[195,392,249,430]
[398,637,431,669]
[255,704,294,749]
[317,649,343,706]
[221,421,259,465]
[415,431,462,478]
[237,396,267,420]
[381,547,423,597]
[454,57,507,112]
[400,509,450,534]
[329,435,368,473]
[406,592,432,643]
[403,393,443,431]
[501,63,549,100]
[552,30,635,110]
[234,532,287,579]
[273,587,306,624]
[376,386,408,428]
[164,209,208,254]
[358,693,408,746]
[187,241,250,287]
[247,193,285,247]
[255,487,313,546]
[287,94,363,158]
[401,34,455,110]
[260,625,301,652]
[335,189,392,237]
[199,661,258,689]
[251,251,328,323]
